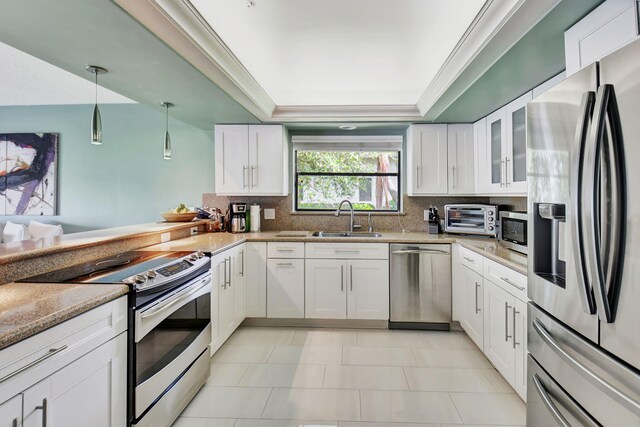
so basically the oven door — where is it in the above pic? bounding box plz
[134,273,212,419]
[445,207,488,234]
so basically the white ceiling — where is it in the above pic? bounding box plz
[0,41,134,107]
[190,0,485,106]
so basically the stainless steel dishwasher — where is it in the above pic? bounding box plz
[389,244,451,330]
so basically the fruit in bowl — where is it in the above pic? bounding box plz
[161,203,198,222]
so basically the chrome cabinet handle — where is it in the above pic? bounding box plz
[533,319,640,415]
[463,256,475,263]
[0,346,67,383]
[35,398,47,427]
[221,260,227,289]
[240,250,244,277]
[416,165,420,188]
[340,264,344,292]
[392,249,449,255]
[451,165,456,189]
[350,264,353,291]
[276,262,293,267]
[12,418,18,427]
[276,248,295,252]
[505,302,512,342]
[570,91,597,315]
[251,165,256,188]
[242,166,247,188]
[533,375,571,427]
[500,276,525,291]
[500,159,505,187]
[226,257,231,287]
[505,157,511,185]
[512,307,520,349]
[475,282,480,314]
[335,249,360,253]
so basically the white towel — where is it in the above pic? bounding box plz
[28,220,63,240]
[2,221,30,243]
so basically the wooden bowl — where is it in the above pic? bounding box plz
[160,212,198,222]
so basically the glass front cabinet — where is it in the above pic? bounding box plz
[481,91,531,194]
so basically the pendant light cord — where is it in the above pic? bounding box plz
[94,71,98,105]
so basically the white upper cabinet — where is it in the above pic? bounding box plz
[447,124,475,194]
[407,124,448,195]
[473,118,490,194]
[477,91,531,195]
[565,0,640,76]
[505,91,531,194]
[215,124,288,196]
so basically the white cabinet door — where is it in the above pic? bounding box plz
[48,333,127,427]
[214,125,249,195]
[407,124,448,195]
[460,266,484,350]
[473,118,490,194]
[248,125,288,195]
[245,242,267,317]
[347,260,389,320]
[218,254,235,341]
[483,279,515,384]
[447,124,475,194]
[485,108,507,194]
[267,259,304,318]
[232,244,246,326]
[505,92,531,194]
[305,259,347,319]
[565,0,640,76]
[23,334,127,427]
[0,395,22,427]
[514,297,528,401]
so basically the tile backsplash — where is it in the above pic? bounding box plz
[202,194,527,233]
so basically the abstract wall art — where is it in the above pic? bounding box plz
[0,133,58,215]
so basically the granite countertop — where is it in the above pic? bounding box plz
[143,231,527,274]
[0,221,206,266]
[0,282,129,350]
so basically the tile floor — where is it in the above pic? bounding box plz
[174,327,526,427]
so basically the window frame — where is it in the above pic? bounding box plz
[293,149,402,213]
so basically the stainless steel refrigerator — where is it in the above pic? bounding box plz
[527,39,640,426]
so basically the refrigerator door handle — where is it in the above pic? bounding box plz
[585,84,626,323]
[532,374,572,427]
[570,91,596,315]
[533,319,640,415]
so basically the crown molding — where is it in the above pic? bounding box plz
[267,105,423,123]
[417,0,561,120]
[113,0,275,121]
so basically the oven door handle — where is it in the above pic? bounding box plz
[141,275,211,320]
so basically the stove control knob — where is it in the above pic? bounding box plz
[134,274,147,284]
[146,270,157,279]
[189,254,199,262]
[488,226,495,231]
[196,251,205,259]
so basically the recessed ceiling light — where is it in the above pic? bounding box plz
[339,125,357,130]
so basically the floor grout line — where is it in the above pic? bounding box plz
[258,387,275,419]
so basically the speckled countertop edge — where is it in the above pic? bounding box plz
[0,283,129,351]
[0,221,206,266]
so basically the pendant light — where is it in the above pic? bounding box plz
[160,102,174,160]
[85,65,108,145]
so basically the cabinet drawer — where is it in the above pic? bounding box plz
[305,243,388,260]
[267,242,305,259]
[484,257,527,301]
[459,245,484,274]
[0,296,127,403]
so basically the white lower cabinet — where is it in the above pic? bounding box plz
[267,258,305,318]
[0,297,127,427]
[483,279,527,401]
[245,242,267,317]
[305,259,347,319]
[460,265,484,349]
[347,260,389,320]
[0,395,22,427]
[305,258,389,320]
[231,244,246,325]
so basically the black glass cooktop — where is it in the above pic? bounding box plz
[21,251,194,284]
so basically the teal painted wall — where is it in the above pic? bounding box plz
[0,103,214,233]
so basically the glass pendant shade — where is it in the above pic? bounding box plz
[91,103,102,145]
[164,131,171,160]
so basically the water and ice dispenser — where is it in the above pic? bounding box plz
[533,203,566,287]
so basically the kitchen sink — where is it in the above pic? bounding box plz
[311,231,382,238]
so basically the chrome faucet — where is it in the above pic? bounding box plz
[335,199,355,233]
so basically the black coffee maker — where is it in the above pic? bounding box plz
[227,202,248,233]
